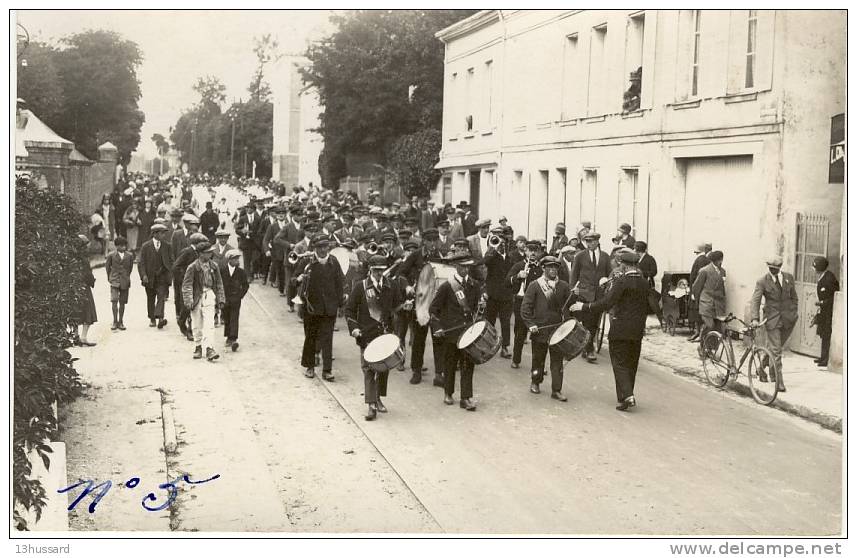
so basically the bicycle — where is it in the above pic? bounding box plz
[699,313,780,405]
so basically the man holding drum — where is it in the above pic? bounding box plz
[570,250,650,411]
[506,240,545,369]
[345,255,410,421]
[520,256,571,401]
[430,254,487,411]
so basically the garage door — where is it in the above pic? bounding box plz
[683,156,755,317]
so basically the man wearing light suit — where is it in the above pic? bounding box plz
[749,255,798,392]
[466,218,491,259]
[569,231,612,362]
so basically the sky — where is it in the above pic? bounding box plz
[16,10,335,158]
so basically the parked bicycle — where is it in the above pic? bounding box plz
[699,313,780,405]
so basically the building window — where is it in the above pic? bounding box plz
[623,13,645,112]
[745,10,757,89]
[691,10,702,97]
[442,174,452,204]
[449,73,457,135]
[587,24,608,116]
[561,34,579,120]
[484,60,493,128]
[465,67,475,132]
[581,169,598,225]
[618,168,639,234]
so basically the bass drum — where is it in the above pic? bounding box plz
[457,320,501,364]
[363,334,404,373]
[548,319,591,361]
[414,262,457,326]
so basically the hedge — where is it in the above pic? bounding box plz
[13,180,86,530]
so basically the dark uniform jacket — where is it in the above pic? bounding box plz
[569,249,611,302]
[483,248,515,300]
[220,264,249,301]
[345,277,403,348]
[815,270,840,335]
[462,213,478,237]
[398,247,443,286]
[138,239,174,284]
[429,276,483,342]
[506,259,543,298]
[293,255,344,317]
[520,277,571,343]
[586,269,651,341]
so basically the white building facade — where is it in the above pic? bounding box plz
[434,9,845,357]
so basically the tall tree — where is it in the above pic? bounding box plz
[16,41,65,125]
[302,10,477,188]
[52,30,145,165]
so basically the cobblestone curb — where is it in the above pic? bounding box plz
[640,326,842,434]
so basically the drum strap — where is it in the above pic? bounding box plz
[537,277,558,306]
[448,277,473,318]
[363,278,384,324]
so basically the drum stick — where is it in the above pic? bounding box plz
[534,321,564,331]
[433,322,471,337]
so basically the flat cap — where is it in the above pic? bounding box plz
[150,224,168,232]
[583,231,601,241]
[170,208,184,216]
[525,239,541,248]
[540,255,561,267]
[766,255,784,268]
[559,245,577,255]
[453,238,470,247]
[402,240,419,251]
[153,217,167,225]
[515,235,528,243]
[340,238,358,250]
[182,214,200,224]
[381,232,397,242]
[618,223,632,234]
[555,223,566,231]
[311,234,330,247]
[490,225,505,235]
[435,218,450,227]
[475,218,492,228]
[422,228,439,241]
[225,249,242,259]
[215,229,231,237]
[189,232,208,244]
[197,242,214,253]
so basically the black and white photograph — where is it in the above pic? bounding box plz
[9,4,848,553]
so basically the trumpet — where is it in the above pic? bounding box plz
[382,257,405,278]
[488,234,503,249]
[367,242,379,255]
[287,250,314,265]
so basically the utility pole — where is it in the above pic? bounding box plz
[230,114,236,177]
[243,146,248,178]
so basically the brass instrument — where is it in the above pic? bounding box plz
[382,257,405,278]
[488,234,503,249]
[291,253,317,308]
[287,250,314,265]
[367,242,379,255]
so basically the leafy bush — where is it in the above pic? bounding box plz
[14,181,86,530]
[386,128,442,199]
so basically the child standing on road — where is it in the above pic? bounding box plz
[106,236,134,330]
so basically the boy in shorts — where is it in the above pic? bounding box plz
[106,236,134,330]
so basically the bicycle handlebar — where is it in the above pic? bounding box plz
[717,313,767,331]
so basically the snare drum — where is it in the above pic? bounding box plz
[457,320,501,364]
[363,334,404,373]
[548,319,591,361]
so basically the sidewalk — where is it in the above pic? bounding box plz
[639,318,843,433]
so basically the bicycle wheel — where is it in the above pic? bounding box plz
[701,331,730,387]
[596,313,607,353]
[747,346,779,405]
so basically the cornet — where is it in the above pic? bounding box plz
[287,250,314,265]
[367,242,379,255]
[488,234,506,253]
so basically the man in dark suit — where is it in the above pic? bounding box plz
[138,224,173,328]
[221,250,249,352]
[345,255,409,421]
[429,254,486,411]
[199,201,220,242]
[750,255,798,392]
[571,250,651,411]
[548,223,569,255]
[688,242,712,342]
[506,240,545,368]
[558,245,576,284]
[812,256,839,367]
[436,219,454,256]
[569,231,612,362]
[483,233,515,358]
[521,256,571,401]
[293,235,344,381]
[173,232,209,339]
[461,202,478,238]
[236,202,262,281]
[262,207,286,288]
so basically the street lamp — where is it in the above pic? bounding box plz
[230,115,236,176]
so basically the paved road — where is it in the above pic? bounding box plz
[63,253,842,535]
